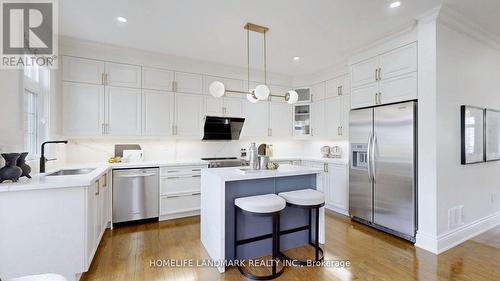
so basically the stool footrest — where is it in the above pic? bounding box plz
[235,225,309,246]
[279,243,325,266]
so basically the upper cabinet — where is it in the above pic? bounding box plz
[241,101,269,138]
[174,72,203,94]
[326,74,350,98]
[293,104,311,137]
[350,42,417,109]
[269,101,292,137]
[310,82,326,101]
[106,87,142,136]
[105,62,142,88]
[142,67,174,91]
[204,96,243,117]
[379,43,417,80]
[142,90,174,136]
[62,56,104,85]
[62,82,105,136]
[311,100,326,137]
[174,93,204,137]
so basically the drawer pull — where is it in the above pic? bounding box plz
[191,192,201,196]
[192,169,201,172]
[192,175,201,178]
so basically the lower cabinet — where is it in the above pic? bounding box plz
[85,173,110,270]
[159,165,207,220]
[301,161,349,216]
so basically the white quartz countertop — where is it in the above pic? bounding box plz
[202,164,322,181]
[0,157,346,193]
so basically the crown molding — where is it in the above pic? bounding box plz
[438,5,500,52]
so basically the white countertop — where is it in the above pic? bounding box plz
[0,157,346,193]
[202,164,322,181]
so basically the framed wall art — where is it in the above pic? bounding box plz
[461,105,485,165]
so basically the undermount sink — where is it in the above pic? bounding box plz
[46,168,96,176]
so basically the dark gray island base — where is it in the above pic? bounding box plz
[225,174,318,260]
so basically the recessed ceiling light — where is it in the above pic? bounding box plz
[293,56,300,61]
[116,16,127,23]
[390,1,401,8]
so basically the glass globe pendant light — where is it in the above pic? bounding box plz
[285,90,299,104]
[209,81,225,97]
[246,90,259,103]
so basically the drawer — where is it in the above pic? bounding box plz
[160,165,205,176]
[160,194,200,215]
[160,175,201,196]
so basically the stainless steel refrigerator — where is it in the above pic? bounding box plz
[349,101,417,242]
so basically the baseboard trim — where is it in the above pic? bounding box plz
[416,210,500,254]
[325,204,349,216]
[159,210,200,221]
[437,210,500,254]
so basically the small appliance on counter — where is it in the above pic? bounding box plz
[114,144,143,163]
[330,146,342,158]
[320,146,330,158]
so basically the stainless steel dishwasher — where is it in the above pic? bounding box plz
[112,167,159,223]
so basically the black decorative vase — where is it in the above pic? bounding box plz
[0,153,23,183]
[17,152,32,179]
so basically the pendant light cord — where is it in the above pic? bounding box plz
[264,31,267,85]
[247,27,250,91]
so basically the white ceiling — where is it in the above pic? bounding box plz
[444,0,500,39]
[60,0,443,76]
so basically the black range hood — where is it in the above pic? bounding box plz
[202,116,245,140]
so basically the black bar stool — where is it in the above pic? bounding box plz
[234,194,286,280]
[277,189,325,265]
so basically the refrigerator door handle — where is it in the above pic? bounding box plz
[371,134,377,183]
[367,133,373,183]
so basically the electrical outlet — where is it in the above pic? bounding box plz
[448,206,464,230]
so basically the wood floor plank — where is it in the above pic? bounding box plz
[81,212,500,281]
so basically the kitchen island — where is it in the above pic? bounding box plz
[200,164,324,273]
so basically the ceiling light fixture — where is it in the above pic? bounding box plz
[116,16,128,23]
[209,23,298,104]
[390,1,401,8]
[293,56,300,61]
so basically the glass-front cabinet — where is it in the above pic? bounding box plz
[293,104,311,137]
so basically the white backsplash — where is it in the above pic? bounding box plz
[63,138,349,165]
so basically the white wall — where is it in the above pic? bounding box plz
[436,22,500,236]
[0,70,23,160]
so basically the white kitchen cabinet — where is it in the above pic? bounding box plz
[350,42,417,109]
[241,101,269,137]
[378,72,417,105]
[105,62,142,88]
[326,163,349,215]
[62,56,104,85]
[142,90,174,136]
[174,72,203,94]
[204,96,243,117]
[311,100,326,138]
[341,95,350,138]
[269,101,292,137]
[62,82,105,136]
[204,96,224,116]
[351,57,379,88]
[311,82,326,101]
[86,177,108,270]
[379,43,417,80]
[325,97,342,139]
[159,165,206,220]
[326,74,350,98]
[293,104,312,137]
[203,75,244,97]
[350,82,378,109]
[106,87,142,136]
[223,97,243,117]
[142,67,174,91]
[175,93,204,137]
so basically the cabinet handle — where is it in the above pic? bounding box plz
[269,128,272,136]
[192,192,201,196]
[324,163,328,173]
[102,123,105,134]
[172,81,178,92]
[375,69,378,81]
[340,126,343,136]
[101,73,105,85]
[192,169,201,172]
[95,184,99,196]
[378,68,382,81]
[192,175,201,178]
[311,128,314,136]
[106,123,110,134]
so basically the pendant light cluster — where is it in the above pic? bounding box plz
[209,23,299,105]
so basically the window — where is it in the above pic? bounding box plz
[23,66,50,160]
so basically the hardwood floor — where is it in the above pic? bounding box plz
[82,211,500,281]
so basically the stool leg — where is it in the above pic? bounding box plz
[272,214,278,275]
[234,207,237,261]
[308,208,312,244]
[315,207,319,261]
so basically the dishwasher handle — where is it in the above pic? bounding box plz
[115,173,157,178]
